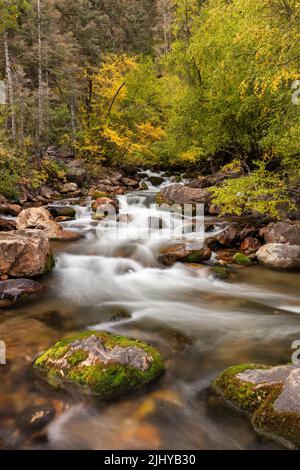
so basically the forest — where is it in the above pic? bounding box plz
[1,0,300,454]
[1,0,300,216]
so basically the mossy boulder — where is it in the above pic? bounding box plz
[213,363,300,448]
[233,252,252,266]
[34,331,164,399]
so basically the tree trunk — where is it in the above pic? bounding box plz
[37,0,44,141]
[3,32,16,143]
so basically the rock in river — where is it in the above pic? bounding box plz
[157,184,211,209]
[159,242,212,266]
[260,222,300,246]
[0,279,42,308]
[213,363,300,449]
[0,230,55,278]
[16,207,52,230]
[34,331,164,399]
[256,243,300,270]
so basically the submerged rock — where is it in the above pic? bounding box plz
[213,363,300,449]
[0,230,55,278]
[256,243,300,270]
[34,331,164,399]
[0,279,42,308]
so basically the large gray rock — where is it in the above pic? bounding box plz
[256,243,300,270]
[260,222,300,245]
[157,184,211,207]
[0,230,55,278]
[213,363,300,449]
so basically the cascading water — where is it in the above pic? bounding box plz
[1,171,300,450]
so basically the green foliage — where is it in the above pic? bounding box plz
[210,161,292,217]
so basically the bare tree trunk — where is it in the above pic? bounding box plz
[37,0,44,141]
[70,97,76,145]
[3,32,16,143]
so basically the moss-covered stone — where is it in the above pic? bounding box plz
[213,363,300,449]
[211,266,230,280]
[213,363,270,415]
[233,253,252,266]
[34,331,164,399]
[91,191,111,200]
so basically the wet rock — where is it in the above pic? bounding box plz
[256,243,300,270]
[47,206,76,219]
[149,176,164,187]
[0,279,42,308]
[215,249,238,264]
[159,242,211,266]
[239,237,261,254]
[0,230,55,277]
[19,405,55,432]
[60,182,78,194]
[260,222,300,246]
[35,220,64,239]
[157,184,211,208]
[213,363,300,448]
[16,207,52,230]
[139,182,149,190]
[0,218,16,232]
[34,331,164,398]
[0,203,22,217]
[92,197,119,213]
[121,177,140,189]
[232,253,252,266]
[210,266,231,280]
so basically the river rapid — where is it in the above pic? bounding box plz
[1,172,300,450]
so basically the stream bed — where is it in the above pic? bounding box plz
[1,173,300,450]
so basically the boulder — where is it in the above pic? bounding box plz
[256,243,300,270]
[34,331,164,398]
[157,184,211,208]
[121,177,140,189]
[0,203,22,217]
[0,230,55,278]
[0,279,42,308]
[260,222,300,246]
[149,176,164,187]
[16,207,52,230]
[92,197,119,213]
[213,363,300,449]
[0,218,16,232]
[66,163,87,188]
[47,206,76,218]
[60,182,78,194]
[159,242,211,266]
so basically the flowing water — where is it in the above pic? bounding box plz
[1,173,300,450]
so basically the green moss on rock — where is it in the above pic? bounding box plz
[213,363,270,415]
[44,252,56,273]
[34,331,164,399]
[252,386,300,449]
[233,253,252,266]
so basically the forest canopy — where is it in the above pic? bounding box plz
[0,0,300,215]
